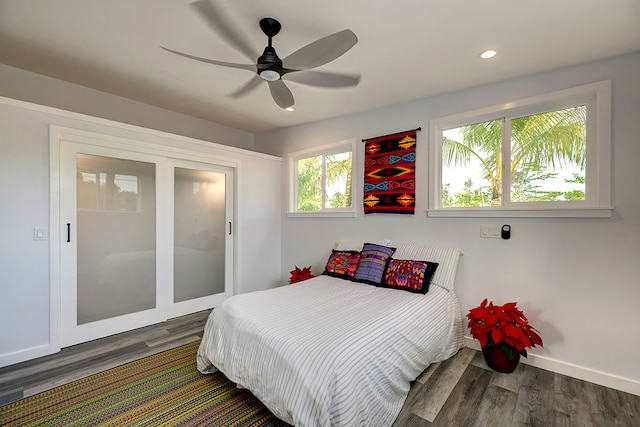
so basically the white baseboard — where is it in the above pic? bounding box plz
[464,336,640,397]
[0,344,59,369]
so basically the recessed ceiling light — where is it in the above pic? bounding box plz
[480,49,497,59]
[286,107,294,112]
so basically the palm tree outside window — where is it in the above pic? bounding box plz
[442,106,586,208]
[294,145,353,212]
[429,80,611,218]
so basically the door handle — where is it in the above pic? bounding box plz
[67,223,71,242]
[228,221,232,235]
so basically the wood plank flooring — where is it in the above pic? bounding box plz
[1,310,638,426]
[0,309,211,406]
[394,348,640,427]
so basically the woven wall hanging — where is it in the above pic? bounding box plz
[363,128,419,214]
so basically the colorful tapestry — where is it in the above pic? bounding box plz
[363,129,417,214]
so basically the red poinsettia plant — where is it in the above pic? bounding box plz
[289,265,314,283]
[467,298,543,361]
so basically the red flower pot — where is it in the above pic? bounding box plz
[482,346,520,373]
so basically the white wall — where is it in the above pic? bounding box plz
[0,97,281,367]
[255,52,640,395]
[0,63,254,151]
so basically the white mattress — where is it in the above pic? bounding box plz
[197,274,465,426]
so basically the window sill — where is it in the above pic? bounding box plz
[287,211,357,218]
[426,207,613,219]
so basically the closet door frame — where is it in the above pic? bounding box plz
[50,125,238,349]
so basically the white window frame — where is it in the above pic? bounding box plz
[428,80,612,218]
[288,139,357,218]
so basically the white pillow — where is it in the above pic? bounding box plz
[392,243,462,292]
[334,239,393,251]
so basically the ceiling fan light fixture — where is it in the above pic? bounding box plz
[260,69,281,81]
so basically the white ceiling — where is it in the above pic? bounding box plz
[1,0,639,133]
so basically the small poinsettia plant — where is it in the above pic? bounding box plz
[289,265,314,283]
[467,298,543,361]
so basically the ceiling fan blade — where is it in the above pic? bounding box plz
[282,29,358,71]
[228,75,264,98]
[284,70,361,88]
[189,0,259,61]
[267,80,294,109]
[161,46,255,71]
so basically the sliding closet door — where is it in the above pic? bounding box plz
[76,154,157,323]
[169,160,234,318]
[60,143,166,346]
[58,138,235,347]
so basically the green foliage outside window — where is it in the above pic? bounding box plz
[442,106,586,207]
[297,151,352,211]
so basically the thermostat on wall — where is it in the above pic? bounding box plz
[501,224,511,240]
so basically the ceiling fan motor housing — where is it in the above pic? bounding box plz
[257,46,283,75]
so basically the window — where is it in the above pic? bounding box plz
[289,140,356,217]
[429,81,612,218]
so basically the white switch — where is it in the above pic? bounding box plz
[480,224,500,239]
[34,228,45,241]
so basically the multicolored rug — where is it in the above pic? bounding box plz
[0,341,289,426]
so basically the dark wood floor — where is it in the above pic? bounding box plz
[1,310,638,426]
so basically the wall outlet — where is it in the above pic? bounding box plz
[480,224,501,238]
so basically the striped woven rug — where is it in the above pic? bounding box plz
[0,341,290,426]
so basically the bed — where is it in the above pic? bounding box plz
[197,242,465,426]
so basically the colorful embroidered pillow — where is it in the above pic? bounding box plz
[322,250,361,279]
[353,243,396,285]
[392,244,461,292]
[382,259,439,294]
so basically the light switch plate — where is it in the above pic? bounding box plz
[34,228,46,241]
[480,224,501,238]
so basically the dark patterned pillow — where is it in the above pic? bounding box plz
[382,259,439,294]
[353,243,396,285]
[322,250,361,279]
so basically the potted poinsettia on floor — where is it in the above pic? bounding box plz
[467,298,543,373]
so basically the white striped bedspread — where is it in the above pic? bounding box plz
[197,274,465,427]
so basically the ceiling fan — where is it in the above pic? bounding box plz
[161,0,360,110]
